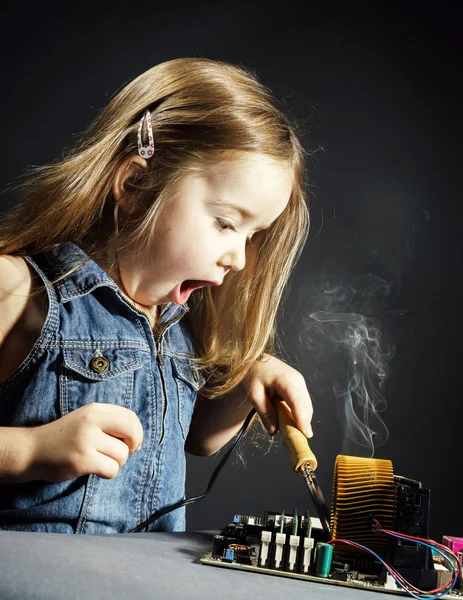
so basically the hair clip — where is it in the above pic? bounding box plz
[137,110,154,158]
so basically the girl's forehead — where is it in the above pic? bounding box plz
[169,154,292,226]
[200,155,292,198]
[192,156,292,226]
[205,153,291,176]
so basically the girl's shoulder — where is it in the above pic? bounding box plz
[0,254,31,284]
[0,255,48,383]
[0,255,32,337]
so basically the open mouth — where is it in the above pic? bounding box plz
[180,280,211,293]
[175,280,217,305]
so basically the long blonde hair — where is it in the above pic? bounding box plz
[0,57,309,399]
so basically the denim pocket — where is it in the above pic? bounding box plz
[171,358,205,439]
[59,342,143,416]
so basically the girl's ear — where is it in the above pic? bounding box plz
[112,155,149,215]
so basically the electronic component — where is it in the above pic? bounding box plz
[314,542,333,577]
[201,455,462,599]
[379,483,436,590]
[330,455,395,554]
[201,509,462,598]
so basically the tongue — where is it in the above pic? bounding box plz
[176,280,207,304]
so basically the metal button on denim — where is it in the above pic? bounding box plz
[90,356,109,373]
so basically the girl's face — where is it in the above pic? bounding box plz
[115,153,292,309]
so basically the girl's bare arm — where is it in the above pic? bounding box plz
[0,256,37,483]
[0,428,36,484]
[185,354,313,456]
[184,385,253,456]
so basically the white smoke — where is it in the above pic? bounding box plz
[297,274,397,457]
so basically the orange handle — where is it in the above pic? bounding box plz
[275,400,318,474]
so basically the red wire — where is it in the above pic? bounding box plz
[376,529,461,592]
[373,519,461,578]
[371,519,461,594]
[330,534,458,596]
[329,538,422,592]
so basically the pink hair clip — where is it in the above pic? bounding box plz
[137,110,154,159]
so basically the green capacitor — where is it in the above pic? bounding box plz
[315,542,333,578]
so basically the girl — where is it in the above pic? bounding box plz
[0,57,313,534]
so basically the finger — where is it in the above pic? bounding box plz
[247,383,278,436]
[96,434,131,467]
[89,404,144,452]
[88,449,121,480]
[273,375,314,438]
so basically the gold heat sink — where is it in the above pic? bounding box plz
[330,455,395,554]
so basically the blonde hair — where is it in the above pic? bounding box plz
[0,57,310,402]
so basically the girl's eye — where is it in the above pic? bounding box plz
[216,218,236,233]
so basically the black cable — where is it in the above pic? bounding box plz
[129,408,258,533]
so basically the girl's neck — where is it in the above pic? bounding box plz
[79,238,160,330]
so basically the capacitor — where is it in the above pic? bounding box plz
[224,547,235,562]
[315,542,333,578]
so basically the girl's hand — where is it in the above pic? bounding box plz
[26,403,144,483]
[242,354,313,438]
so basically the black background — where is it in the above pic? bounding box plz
[1,1,461,540]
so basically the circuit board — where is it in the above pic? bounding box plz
[200,513,462,598]
[200,554,462,598]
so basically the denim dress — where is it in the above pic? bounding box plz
[0,242,206,534]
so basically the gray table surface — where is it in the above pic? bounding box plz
[0,530,402,600]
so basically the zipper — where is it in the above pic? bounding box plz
[117,292,186,444]
[118,293,157,347]
[152,311,185,445]
[117,292,185,365]
[152,312,184,365]
[155,339,164,365]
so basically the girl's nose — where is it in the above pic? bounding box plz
[219,239,247,273]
